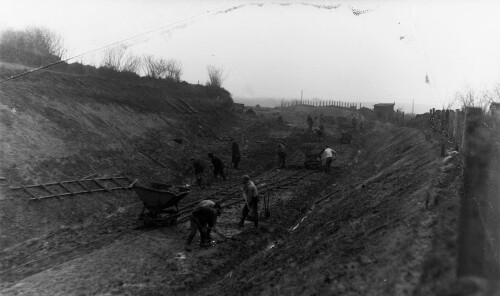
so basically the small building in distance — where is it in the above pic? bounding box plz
[245,108,257,116]
[490,102,500,117]
[232,103,244,113]
[490,102,500,128]
[373,103,395,119]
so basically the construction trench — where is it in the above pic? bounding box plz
[0,66,471,295]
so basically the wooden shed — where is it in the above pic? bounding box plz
[373,103,395,119]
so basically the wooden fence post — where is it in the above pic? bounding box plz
[457,107,491,278]
[457,110,465,150]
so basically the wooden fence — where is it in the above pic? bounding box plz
[277,99,361,109]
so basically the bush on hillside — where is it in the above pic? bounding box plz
[143,55,183,82]
[0,27,66,67]
[101,46,142,74]
[96,66,141,80]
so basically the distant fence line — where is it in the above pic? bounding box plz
[276,99,362,109]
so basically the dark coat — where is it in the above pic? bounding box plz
[232,142,241,162]
[193,159,205,175]
[211,156,224,170]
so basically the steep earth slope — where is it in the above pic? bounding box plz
[0,63,239,249]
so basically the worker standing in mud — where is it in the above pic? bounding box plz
[316,123,325,139]
[208,153,226,182]
[230,138,241,170]
[185,200,226,250]
[277,141,286,169]
[307,115,313,131]
[352,114,357,130]
[238,175,259,229]
[189,157,205,186]
[321,145,337,174]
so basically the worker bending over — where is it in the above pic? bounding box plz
[208,153,226,182]
[186,200,226,250]
[238,175,260,229]
[189,157,205,186]
[321,145,337,174]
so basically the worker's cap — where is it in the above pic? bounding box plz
[242,175,250,180]
[190,157,195,161]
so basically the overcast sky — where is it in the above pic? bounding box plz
[1,0,499,112]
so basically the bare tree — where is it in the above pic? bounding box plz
[165,59,183,82]
[101,46,126,71]
[0,27,66,66]
[142,55,171,78]
[30,27,66,60]
[101,45,142,74]
[122,55,142,73]
[206,65,225,88]
[454,85,494,112]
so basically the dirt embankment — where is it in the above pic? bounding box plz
[0,65,240,249]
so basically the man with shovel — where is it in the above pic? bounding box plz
[238,175,259,229]
[185,200,226,251]
[188,157,205,186]
[321,145,337,174]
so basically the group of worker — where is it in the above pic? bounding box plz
[185,174,259,251]
[185,143,336,250]
[188,138,241,186]
[188,137,291,186]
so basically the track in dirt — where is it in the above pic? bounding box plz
[0,165,318,289]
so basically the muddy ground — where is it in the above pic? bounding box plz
[1,113,461,295]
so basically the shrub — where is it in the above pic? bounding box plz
[0,27,66,67]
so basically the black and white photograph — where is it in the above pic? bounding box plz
[0,0,499,295]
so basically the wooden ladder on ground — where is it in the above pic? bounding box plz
[9,175,135,200]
